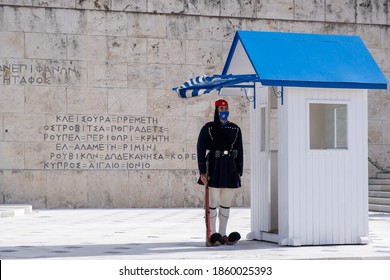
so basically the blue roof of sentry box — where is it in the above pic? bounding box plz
[222,30,388,89]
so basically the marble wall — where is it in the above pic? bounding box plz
[0,0,389,208]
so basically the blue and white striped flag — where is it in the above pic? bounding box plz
[174,75,214,98]
[173,73,258,98]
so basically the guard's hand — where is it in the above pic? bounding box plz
[200,173,209,186]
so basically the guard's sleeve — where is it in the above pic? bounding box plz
[235,126,244,176]
[196,125,209,174]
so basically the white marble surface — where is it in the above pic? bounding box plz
[0,207,389,260]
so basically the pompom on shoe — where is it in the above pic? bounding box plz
[206,233,223,247]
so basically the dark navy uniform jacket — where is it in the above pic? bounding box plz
[197,121,243,188]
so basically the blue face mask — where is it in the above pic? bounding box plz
[219,111,229,121]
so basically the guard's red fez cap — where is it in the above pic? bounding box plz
[215,99,228,107]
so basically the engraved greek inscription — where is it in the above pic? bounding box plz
[87,134,105,141]
[56,144,68,150]
[0,63,75,85]
[43,134,82,141]
[43,162,81,169]
[42,114,193,170]
[73,144,105,150]
[56,115,78,122]
[127,162,151,169]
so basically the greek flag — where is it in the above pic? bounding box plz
[172,74,259,99]
[173,75,214,98]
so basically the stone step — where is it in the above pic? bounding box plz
[369,191,390,198]
[369,178,390,185]
[0,210,15,218]
[369,197,390,206]
[0,204,33,218]
[369,185,390,192]
[376,173,390,179]
[369,204,390,213]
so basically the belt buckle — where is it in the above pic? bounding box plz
[223,150,229,155]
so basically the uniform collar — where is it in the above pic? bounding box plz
[220,121,229,126]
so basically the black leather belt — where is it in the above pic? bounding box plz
[214,149,238,158]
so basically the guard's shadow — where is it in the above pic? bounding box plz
[0,239,279,259]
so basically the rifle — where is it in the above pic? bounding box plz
[205,181,211,247]
[204,153,212,247]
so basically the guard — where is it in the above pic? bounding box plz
[197,99,243,246]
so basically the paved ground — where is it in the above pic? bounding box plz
[1,207,390,260]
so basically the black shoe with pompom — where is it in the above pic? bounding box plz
[207,233,223,247]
